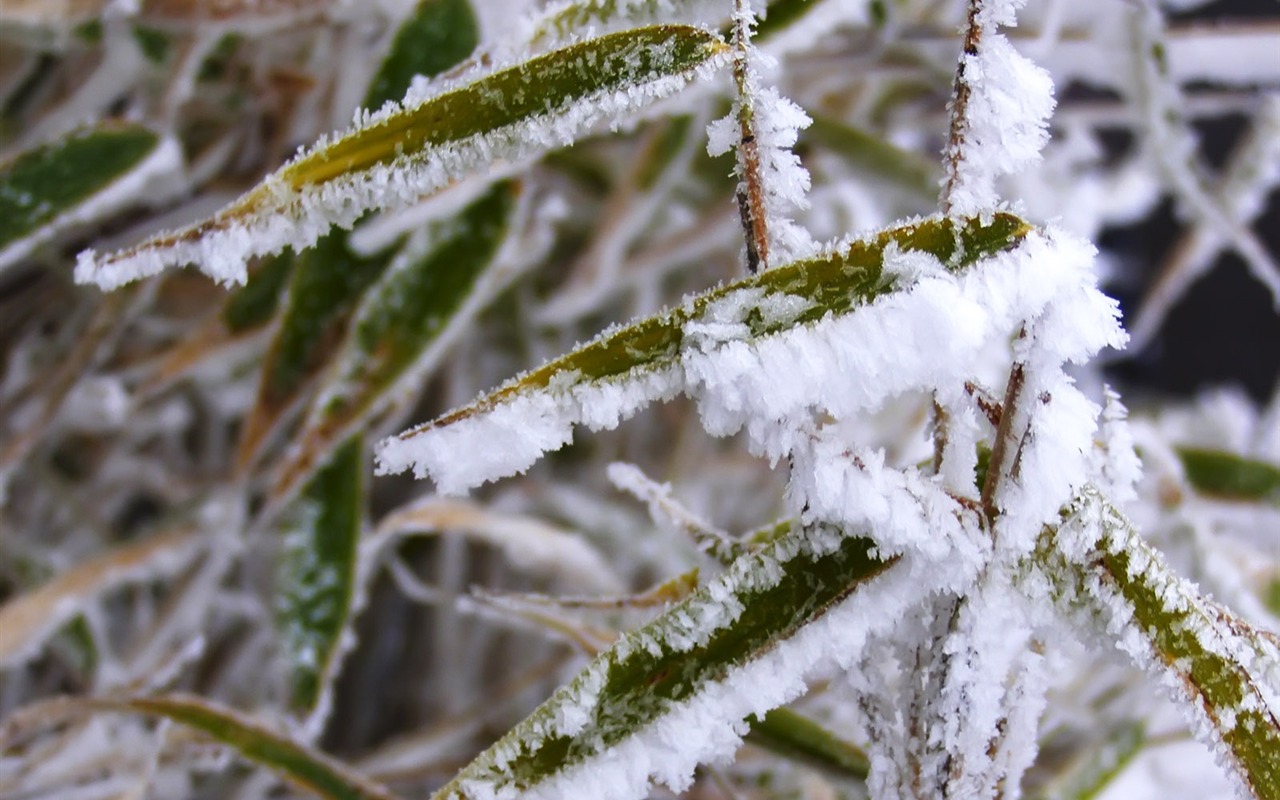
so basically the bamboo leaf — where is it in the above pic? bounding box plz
[277,436,364,719]
[270,181,519,500]
[0,122,177,272]
[1032,721,1145,800]
[364,0,479,112]
[804,114,939,200]
[101,693,398,800]
[1059,491,1280,799]
[432,523,896,799]
[746,708,870,781]
[377,212,1032,492]
[1177,447,1280,503]
[235,235,392,473]
[76,25,730,289]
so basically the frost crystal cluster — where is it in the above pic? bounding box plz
[1,0,1278,799]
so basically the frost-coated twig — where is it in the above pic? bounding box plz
[729,0,771,273]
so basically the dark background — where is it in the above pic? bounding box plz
[1102,0,1280,403]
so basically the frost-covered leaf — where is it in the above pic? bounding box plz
[76,26,730,288]
[378,212,1032,493]
[0,122,178,272]
[101,693,398,800]
[1178,447,1280,504]
[1058,491,1280,799]
[278,437,363,721]
[271,181,518,500]
[363,0,479,112]
[236,234,393,473]
[432,523,895,799]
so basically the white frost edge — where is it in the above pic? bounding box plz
[75,48,729,289]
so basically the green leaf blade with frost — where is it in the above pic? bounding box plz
[100,694,398,800]
[278,436,363,722]
[272,181,519,500]
[75,25,730,289]
[235,233,393,473]
[0,123,177,272]
[1058,491,1280,799]
[433,523,895,800]
[1177,447,1280,504]
[377,212,1031,493]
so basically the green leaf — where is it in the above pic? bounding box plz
[1177,447,1280,503]
[1032,721,1145,800]
[0,123,167,270]
[79,25,729,288]
[1062,491,1280,799]
[271,182,518,499]
[404,213,1029,433]
[278,436,364,716]
[364,0,479,111]
[432,523,896,798]
[103,694,398,800]
[747,708,870,781]
[804,114,939,200]
[222,252,298,333]
[235,234,392,473]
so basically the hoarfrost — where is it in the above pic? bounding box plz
[75,34,729,288]
[943,0,1056,215]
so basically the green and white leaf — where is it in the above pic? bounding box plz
[1056,489,1280,800]
[0,122,179,272]
[377,212,1033,493]
[75,25,730,289]
[270,180,524,502]
[277,437,364,732]
[235,233,393,473]
[432,522,896,800]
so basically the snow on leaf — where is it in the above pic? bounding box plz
[376,213,1032,494]
[277,436,363,732]
[1055,490,1280,800]
[430,522,897,800]
[75,26,730,289]
[0,122,179,273]
[269,181,521,505]
[97,693,399,800]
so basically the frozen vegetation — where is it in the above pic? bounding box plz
[0,0,1278,799]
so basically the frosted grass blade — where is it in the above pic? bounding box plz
[76,26,730,289]
[277,437,363,721]
[0,123,177,272]
[378,213,1031,492]
[431,523,896,799]
[1061,491,1280,799]
[271,182,517,500]
[100,694,398,800]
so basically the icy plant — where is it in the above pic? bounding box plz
[0,0,1278,798]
